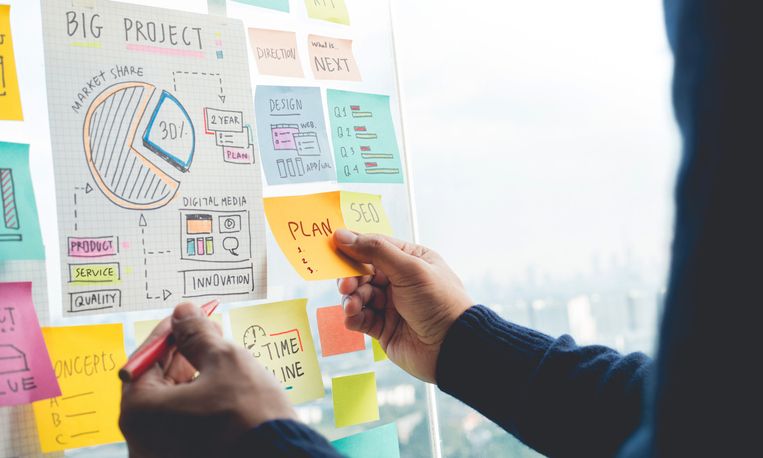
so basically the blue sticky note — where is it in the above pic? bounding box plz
[0,142,44,260]
[255,86,336,185]
[332,423,400,458]
[232,0,289,12]
[327,90,404,184]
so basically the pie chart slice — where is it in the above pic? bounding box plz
[83,82,184,210]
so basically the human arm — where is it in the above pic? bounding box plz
[335,229,651,457]
[119,303,342,458]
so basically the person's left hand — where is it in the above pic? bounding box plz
[120,302,296,458]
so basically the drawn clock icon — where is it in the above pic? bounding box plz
[242,324,267,357]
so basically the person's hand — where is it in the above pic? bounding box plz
[120,303,296,458]
[334,229,473,383]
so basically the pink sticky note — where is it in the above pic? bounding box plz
[307,34,362,81]
[0,282,60,406]
[316,305,366,357]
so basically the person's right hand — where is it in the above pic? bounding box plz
[334,229,473,383]
[120,303,296,458]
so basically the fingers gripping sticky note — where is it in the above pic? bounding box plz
[32,324,127,452]
[0,282,60,407]
[0,5,24,120]
[317,305,365,357]
[264,191,393,280]
[264,192,369,280]
[332,372,379,428]
[332,423,400,458]
[229,299,324,405]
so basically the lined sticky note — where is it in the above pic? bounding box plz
[0,142,45,260]
[328,90,404,183]
[133,313,223,349]
[340,192,393,236]
[248,28,304,78]
[332,423,400,458]
[0,5,23,120]
[0,282,60,407]
[305,0,350,25]
[371,338,388,362]
[316,305,365,357]
[264,192,370,280]
[308,35,361,81]
[33,324,126,452]
[332,372,379,428]
[229,299,323,405]
[234,0,290,12]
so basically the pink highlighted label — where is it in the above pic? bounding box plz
[68,236,118,258]
[126,44,205,59]
[224,147,254,164]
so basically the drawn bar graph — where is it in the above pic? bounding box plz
[0,168,21,240]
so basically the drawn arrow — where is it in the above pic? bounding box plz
[139,214,147,227]
[163,289,172,301]
[85,183,93,193]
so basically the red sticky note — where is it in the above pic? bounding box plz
[0,282,60,406]
[316,305,366,357]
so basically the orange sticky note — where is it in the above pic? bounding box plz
[0,5,23,120]
[316,305,365,357]
[248,28,304,78]
[264,192,370,280]
[307,34,361,81]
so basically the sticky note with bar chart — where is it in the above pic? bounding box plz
[327,90,404,184]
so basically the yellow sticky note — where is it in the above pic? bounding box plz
[229,299,324,405]
[133,314,223,348]
[305,0,350,25]
[264,192,370,280]
[0,5,23,120]
[340,192,393,236]
[372,338,388,362]
[32,324,126,452]
[332,372,379,428]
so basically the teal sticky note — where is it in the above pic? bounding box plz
[0,142,44,260]
[332,423,400,458]
[327,90,404,184]
[232,0,290,12]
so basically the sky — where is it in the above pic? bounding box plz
[392,0,680,285]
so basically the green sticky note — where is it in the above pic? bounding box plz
[372,338,388,362]
[332,372,379,428]
[305,0,350,25]
[0,142,44,260]
[233,0,289,12]
[332,423,400,458]
[327,90,404,184]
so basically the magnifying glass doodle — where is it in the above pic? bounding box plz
[223,237,239,256]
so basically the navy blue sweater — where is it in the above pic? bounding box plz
[232,1,763,456]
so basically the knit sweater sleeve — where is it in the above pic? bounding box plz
[436,305,651,458]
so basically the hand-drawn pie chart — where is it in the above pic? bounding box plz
[83,81,196,210]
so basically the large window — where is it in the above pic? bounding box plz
[1,1,677,457]
[395,0,678,456]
